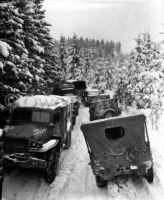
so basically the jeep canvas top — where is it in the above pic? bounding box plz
[81,114,154,187]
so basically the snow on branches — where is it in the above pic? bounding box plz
[0,40,12,58]
[115,32,163,129]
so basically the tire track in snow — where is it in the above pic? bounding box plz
[2,168,45,200]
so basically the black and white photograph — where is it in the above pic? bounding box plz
[0,0,164,199]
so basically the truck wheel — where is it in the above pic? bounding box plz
[64,130,71,149]
[103,110,115,118]
[144,167,154,183]
[95,176,108,188]
[45,148,59,184]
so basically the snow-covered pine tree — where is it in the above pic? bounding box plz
[33,0,60,92]
[67,34,81,79]
[128,33,163,108]
[58,35,68,81]
[115,32,163,128]
[0,1,31,104]
[14,0,45,94]
[15,0,58,94]
[80,48,90,81]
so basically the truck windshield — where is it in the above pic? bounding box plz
[12,108,51,123]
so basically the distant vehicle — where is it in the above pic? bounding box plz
[89,97,121,121]
[84,88,114,107]
[81,114,154,188]
[53,82,80,126]
[3,95,73,183]
[66,79,87,99]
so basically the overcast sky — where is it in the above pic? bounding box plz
[43,0,164,52]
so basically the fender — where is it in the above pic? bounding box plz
[103,108,116,118]
[29,139,59,153]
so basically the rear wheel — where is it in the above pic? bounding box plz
[95,176,108,188]
[45,148,59,184]
[144,167,154,183]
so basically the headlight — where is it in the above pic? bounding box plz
[99,167,105,176]
[30,140,42,149]
[144,160,152,171]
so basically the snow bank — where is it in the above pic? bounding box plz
[0,40,12,57]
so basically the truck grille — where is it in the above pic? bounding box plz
[5,137,29,154]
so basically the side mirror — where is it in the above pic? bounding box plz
[6,119,11,125]
[48,123,55,128]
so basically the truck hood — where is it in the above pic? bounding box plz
[5,124,49,140]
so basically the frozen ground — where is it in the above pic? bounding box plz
[2,106,164,200]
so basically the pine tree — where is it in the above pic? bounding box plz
[58,35,68,81]
[115,32,163,127]
[0,2,31,101]
[67,34,80,79]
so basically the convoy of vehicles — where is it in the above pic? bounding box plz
[81,114,154,187]
[0,81,154,190]
[3,95,73,183]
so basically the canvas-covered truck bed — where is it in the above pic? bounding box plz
[81,114,154,187]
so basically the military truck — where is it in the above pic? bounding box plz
[81,114,154,187]
[89,97,121,121]
[84,89,114,107]
[66,80,87,103]
[3,95,73,183]
[53,82,80,126]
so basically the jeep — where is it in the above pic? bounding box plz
[81,114,154,188]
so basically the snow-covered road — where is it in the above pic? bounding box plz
[2,106,164,200]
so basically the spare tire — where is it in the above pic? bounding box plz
[103,109,116,118]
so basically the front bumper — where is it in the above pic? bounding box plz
[4,153,47,169]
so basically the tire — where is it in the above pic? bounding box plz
[144,167,154,183]
[103,110,115,119]
[64,130,71,149]
[45,148,59,184]
[95,176,108,188]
